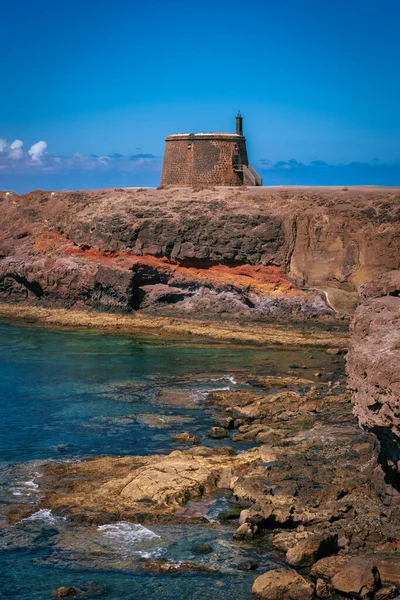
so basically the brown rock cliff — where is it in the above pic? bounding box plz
[0,186,399,323]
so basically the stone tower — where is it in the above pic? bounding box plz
[160,112,262,187]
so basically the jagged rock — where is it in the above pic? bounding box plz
[374,586,400,600]
[315,578,331,599]
[233,522,258,540]
[252,568,315,600]
[331,558,381,598]
[286,532,339,567]
[310,555,349,580]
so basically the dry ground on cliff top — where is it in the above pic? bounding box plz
[2,185,399,234]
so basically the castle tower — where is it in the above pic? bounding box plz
[160,113,262,187]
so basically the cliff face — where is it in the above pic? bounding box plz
[0,186,399,323]
[347,270,400,486]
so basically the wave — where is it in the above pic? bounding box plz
[21,509,66,524]
[11,478,39,497]
[98,522,160,542]
[97,522,163,558]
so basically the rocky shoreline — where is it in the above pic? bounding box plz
[7,343,400,599]
[1,186,399,598]
[0,303,349,348]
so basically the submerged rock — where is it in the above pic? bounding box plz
[141,559,218,574]
[51,582,105,598]
[52,588,78,598]
[173,432,200,445]
[237,559,258,571]
[191,544,213,554]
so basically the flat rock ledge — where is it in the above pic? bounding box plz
[34,446,259,523]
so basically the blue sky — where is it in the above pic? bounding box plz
[1,0,400,191]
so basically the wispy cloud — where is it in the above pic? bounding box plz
[0,136,161,174]
[256,158,400,186]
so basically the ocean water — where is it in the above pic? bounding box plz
[0,321,342,599]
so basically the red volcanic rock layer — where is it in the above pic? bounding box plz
[0,186,399,323]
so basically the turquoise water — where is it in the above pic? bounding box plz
[0,321,340,599]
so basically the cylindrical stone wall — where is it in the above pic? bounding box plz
[161,133,249,186]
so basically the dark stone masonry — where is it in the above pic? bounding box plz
[160,112,262,187]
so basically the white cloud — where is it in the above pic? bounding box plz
[0,134,161,174]
[10,139,23,159]
[28,140,47,162]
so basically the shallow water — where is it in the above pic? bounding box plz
[0,321,342,599]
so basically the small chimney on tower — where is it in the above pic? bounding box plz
[236,110,243,136]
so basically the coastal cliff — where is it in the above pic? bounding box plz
[0,186,399,324]
[347,270,400,487]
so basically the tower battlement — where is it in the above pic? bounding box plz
[160,113,262,187]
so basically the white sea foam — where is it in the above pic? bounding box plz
[98,522,162,558]
[211,376,237,385]
[11,478,39,496]
[98,522,160,542]
[21,509,66,524]
[196,386,231,398]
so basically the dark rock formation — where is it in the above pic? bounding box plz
[347,270,400,488]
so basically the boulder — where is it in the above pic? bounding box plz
[208,426,230,439]
[286,533,339,567]
[173,432,199,445]
[214,416,234,430]
[331,558,381,598]
[252,568,315,600]
[233,522,258,540]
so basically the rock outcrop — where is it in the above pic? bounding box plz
[252,568,315,600]
[0,186,399,323]
[347,270,400,487]
[38,446,259,523]
[10,358,400,597]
